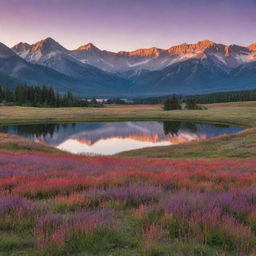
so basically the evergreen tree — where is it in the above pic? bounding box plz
[163,95,181,110]
[185,98,199,109]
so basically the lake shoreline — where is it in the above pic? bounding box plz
[3,121,243,156]
[0,102,255,158]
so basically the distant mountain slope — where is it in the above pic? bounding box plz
[0,42,132,96]
[0,73,21,89]
[0,42,79,93]
[11,39,132,95]
[223,61,256,90]
[129,58,230,95]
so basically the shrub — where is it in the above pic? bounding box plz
[85,184,163,207]
[185,98,204,110]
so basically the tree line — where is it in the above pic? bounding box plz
[188,89,256,104]
[1,84,255,108]
[134,89,256,105]
[0,85,102,107]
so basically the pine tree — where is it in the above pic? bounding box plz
[163,95,181,111]
[185,99,197,109]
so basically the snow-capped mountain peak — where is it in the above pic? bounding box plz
[12,38,69,64]
[76,43,100,52]
[168,40,216,55]
[12,38,256,73]
[31,37,68,55]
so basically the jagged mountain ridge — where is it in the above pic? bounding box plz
[11,38,131,94]
[0,42,79,93]
[0,41,132,96]
[12,38,256,72]
[1,38,256,96]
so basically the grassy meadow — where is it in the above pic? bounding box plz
[0,153,256,256]
[0,101,255,256]
[0,102,255,127]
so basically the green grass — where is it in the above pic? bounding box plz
[0,133,64,154]
[0,102,255,127]
[0,232,34,256]
[118,128,256,158]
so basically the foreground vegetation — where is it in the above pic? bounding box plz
[0,152,256,256]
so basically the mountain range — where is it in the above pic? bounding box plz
[0,38,255,96]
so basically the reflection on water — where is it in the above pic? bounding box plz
[1,121,243,155]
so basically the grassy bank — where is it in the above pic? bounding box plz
[0,133,63,154]
[118,128,256,158]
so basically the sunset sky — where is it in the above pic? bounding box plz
[0,0,255,51]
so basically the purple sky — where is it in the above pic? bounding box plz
[0,0,255,52]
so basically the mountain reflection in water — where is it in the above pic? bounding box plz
[1,121,243,155]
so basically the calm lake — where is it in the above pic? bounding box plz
[1,121,243,155]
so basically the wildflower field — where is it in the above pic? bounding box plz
[0,152,256,256]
